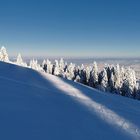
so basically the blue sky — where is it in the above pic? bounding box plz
[0,0,140,58]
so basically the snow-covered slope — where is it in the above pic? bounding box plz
[0,61,140,140]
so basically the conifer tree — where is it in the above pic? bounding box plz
[0,46,9,62]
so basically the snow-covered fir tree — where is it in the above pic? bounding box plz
[65,63,75,80]
[98,68,108,92]
[54,60,60,76]
[64,69,70,79]
[64,62,68,72]
[0,46,9,62]
[121,67,137,98]
[79,64,87,84]
[109,72,115,92]
[114,64,121,92]
[89,61,98,88]
[42,60,47,72]
[16,53,27,67]
[59,58,64,71]
[16,53,23,64]
[59,58,65,77]
[47,59,53,74]
[120,66,125,86]
[73,66,79,80]
[85,66,91,84]
[105,65,112,82]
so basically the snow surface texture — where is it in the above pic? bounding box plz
[0,61,140,140]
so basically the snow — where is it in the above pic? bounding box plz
[0,61,140,140]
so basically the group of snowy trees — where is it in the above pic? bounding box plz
[0,46,140,100]
[0,46,42,70]
[42,58,140,100]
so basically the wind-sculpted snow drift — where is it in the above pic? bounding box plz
[0,61,140,140]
